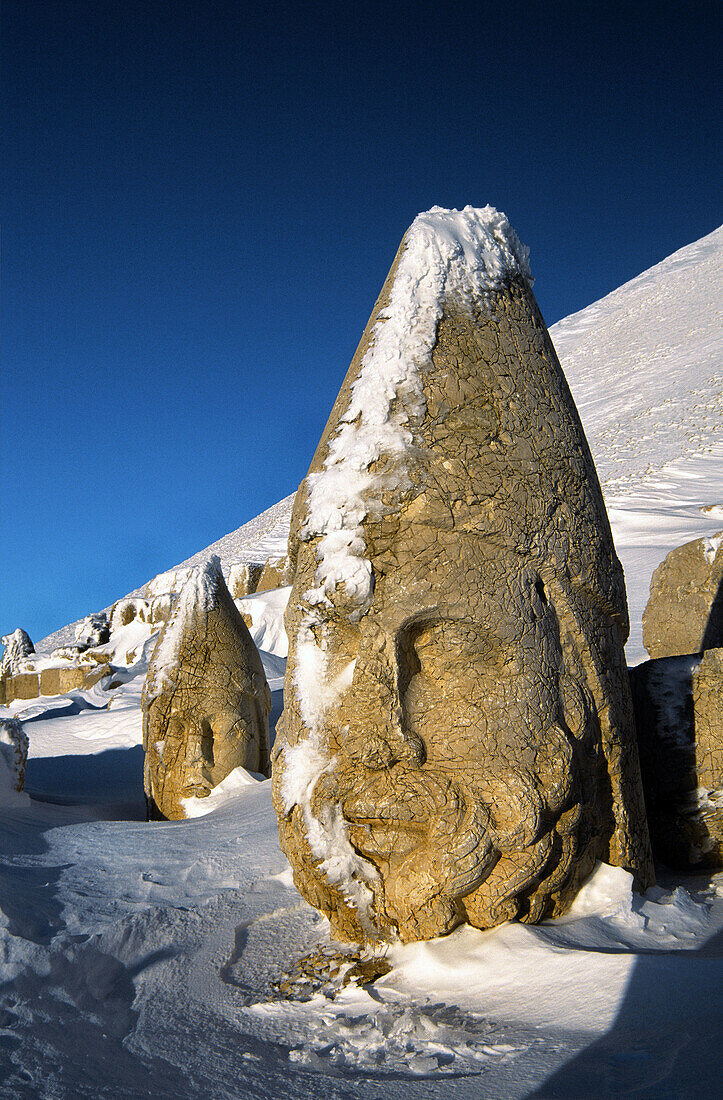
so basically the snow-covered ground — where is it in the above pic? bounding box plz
[1,227,721,1097]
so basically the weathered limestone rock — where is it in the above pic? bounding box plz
[38,663,110,697]
[273,206,654,944]
[149,594,174,626]
[642,532,723,658]
[631,649,723,868]
[1,629,35,677]
[145,567,192,599]
[142,556,271,820]
[0,718,29,796]
[8,672,40,701]
[74,612,110,649]
[228,562,265,599]
[110,598,151,631]
[256,555,292,593]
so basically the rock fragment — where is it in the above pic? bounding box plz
[642,531,723,658]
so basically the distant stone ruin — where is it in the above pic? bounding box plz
[631,529,723,868]
[228,562,265,599]
[256,555,292,593]
[273,205,654,943]
[143,556,271,820]
[0,623,113,705]
[642,531,722,658]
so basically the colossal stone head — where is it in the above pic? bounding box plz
[143,556,271,819]
[273,206,654,943]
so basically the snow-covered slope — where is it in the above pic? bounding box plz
[37,494,296,654]
[38,227,722,663]
[2,228,721,1098]
[551,225,722,661]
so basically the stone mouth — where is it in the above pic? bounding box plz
[345,814,421,828]
[346,818,427,859]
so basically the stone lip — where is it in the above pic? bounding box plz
[273,208,654,945]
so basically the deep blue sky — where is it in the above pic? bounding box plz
[3,0,721,643]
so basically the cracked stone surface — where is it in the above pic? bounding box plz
[143,560,271,820]
[642,531,723,658]
[272,213,654,943]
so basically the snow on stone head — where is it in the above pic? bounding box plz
[0,717,29,798]
[273,205,654,944]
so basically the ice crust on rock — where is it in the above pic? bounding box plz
[144,555,225,703]
[300,205,531,620]
[703,532,723,564]
[0,717,29,797]
[1,628,35,676]
[281,632,375,923]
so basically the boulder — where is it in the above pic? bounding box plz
[272,205,653,944]
[256,556,292,593]
[0,718,29,796]
[144,567,192,599]
[1,629,35,677]
[39,663,110,697]
[142,556,271,820]
[74,612,110,649]
[631,648,723,868]
[8,672,40,701]
[149,594,174,626]
[642,532,723,658]
[110,597,151,631]
[228,562,265,599]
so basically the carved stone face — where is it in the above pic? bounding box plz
[290,505,605,941]
[143,559,271,820]
[146,672,266,802]
[273,208,653,943]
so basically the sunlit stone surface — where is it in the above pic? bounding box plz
[273,206,654,943]
[143,557,271,820]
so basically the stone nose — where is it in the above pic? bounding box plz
[185,720,214,773]
[343,623,426,770]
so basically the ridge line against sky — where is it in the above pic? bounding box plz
[2,0,721,642]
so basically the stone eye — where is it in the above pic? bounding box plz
[200,719,215,767]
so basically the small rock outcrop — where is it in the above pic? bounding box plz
[149,594,174,626]
[256,556,292,593]
[142,556,271,820]
[1,629,35,677]
[228,562,265,599]
[74,613,110,649]
[0,718,29,797]
[272,205,653,944]
[110,598,151,632]
[642,532,723,658]
[631,648,723,868]
[1,630,36,705]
